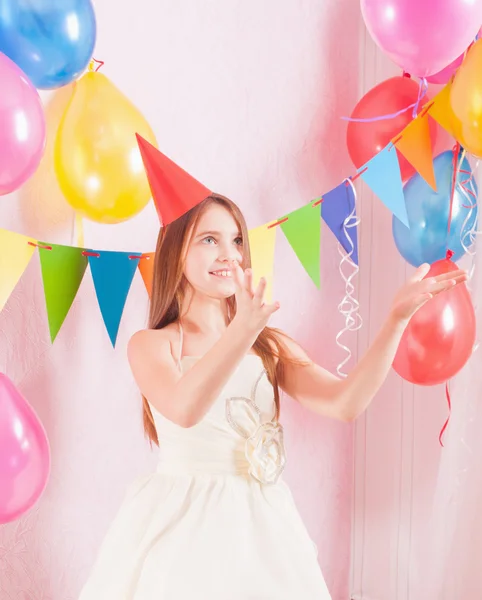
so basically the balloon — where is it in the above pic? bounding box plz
[360,0,482,78]
[393,151,478,267]
[450,38,482,157]
[346,76,437,182]
[426,29,482,84]
[426,54,465,85]
[54,72,158,224]
[0,373,50,524]
[393,256,476,386]
[0,0,96,90]
[0,52,46,196]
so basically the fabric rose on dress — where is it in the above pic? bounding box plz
[226,370,286,485]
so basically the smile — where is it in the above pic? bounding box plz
[209,270,232,278]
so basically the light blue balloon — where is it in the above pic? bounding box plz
[393,150,478,267]
[0,0,96,89]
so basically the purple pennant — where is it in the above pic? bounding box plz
[321,183,359,265]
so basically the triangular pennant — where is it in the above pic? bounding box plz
[427,84,460,140]
[394,114,437,191]
[321,184,359,265]
[38,243,88,342]
[247,222,277,302]
[136,134,212,226]
[138,252,155,297]
[360,145,409,227]
[88,250,141,347]
[280,201,321,288]
[0,230,37,311]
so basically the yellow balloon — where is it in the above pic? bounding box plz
[450,39,482,157]
[54,72,157,223]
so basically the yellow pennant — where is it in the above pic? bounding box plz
[248,222,277,303]
[0,229,37,311]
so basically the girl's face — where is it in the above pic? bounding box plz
[183,203,244,299]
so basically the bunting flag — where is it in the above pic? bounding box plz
[360,144,409,228]
[427,83,460,140]
[248,222,277,302]
[280,201,321,288]
[322,183,359,265]
[394,113,437,191]
[136,134,212,226]
[0,81,459,343]
[0,229,37,311]
[138,252,155,297]
[38,243,89,342]
[88,250,142,347]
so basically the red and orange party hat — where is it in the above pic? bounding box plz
[136,134,212,226]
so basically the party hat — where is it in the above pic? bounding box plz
[136,134,212,226]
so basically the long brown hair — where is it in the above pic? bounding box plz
[143,193,302,446]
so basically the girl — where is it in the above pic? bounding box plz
[79,193,466,599]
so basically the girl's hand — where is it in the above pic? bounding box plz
[229,261,280,334]
[390,263,468,324]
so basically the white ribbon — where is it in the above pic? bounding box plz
[335,178,363,378]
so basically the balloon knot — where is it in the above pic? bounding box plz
[402,71,411,78]
[446,249,455,260]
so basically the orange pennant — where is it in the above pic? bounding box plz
[138,252,155,297]
[394,113,436,191]
[427,84,461,140]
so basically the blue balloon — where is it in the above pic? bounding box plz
[393,150,478,267]
[0,0,96,89]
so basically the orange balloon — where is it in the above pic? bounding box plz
[393,256,475,386]
[54,71,157,223]
[450,38,482,157]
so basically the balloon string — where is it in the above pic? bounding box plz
[439,382,452,447]
[447,142,461,243]
[459,158,480,353]
[341,78,428,123]
[335,179,363,378]
[89,58,104,72]
[412,77,428,118]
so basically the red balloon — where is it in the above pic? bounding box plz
[346,76,437,182]
[393,257,476,385]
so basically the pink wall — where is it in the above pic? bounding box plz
[0,1,361,598]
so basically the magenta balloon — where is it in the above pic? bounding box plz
[0,51,46,196]
[0,373,50,524]
[360,0,482,77]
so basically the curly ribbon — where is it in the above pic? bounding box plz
[335,179,363,378]
[440,153,480,446]
[459,155,480,350]
[341,77,428,123]
[439,382,452,447]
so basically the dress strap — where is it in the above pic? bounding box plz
[177,321,184,372]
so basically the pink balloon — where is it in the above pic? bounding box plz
[0,51,46,196]
[361,0,482,78]
[426,54,465,85]
[426,28,482,84]
[0,373,50,524]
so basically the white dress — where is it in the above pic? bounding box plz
[79,325,332,599]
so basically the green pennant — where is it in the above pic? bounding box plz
[38,243,88,342]
[280,201,321,288]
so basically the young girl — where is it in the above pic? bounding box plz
[79,193,466,599]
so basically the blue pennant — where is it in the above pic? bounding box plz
[88,250,141,347]
[360,144,409,228]
[322,183,359,265]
